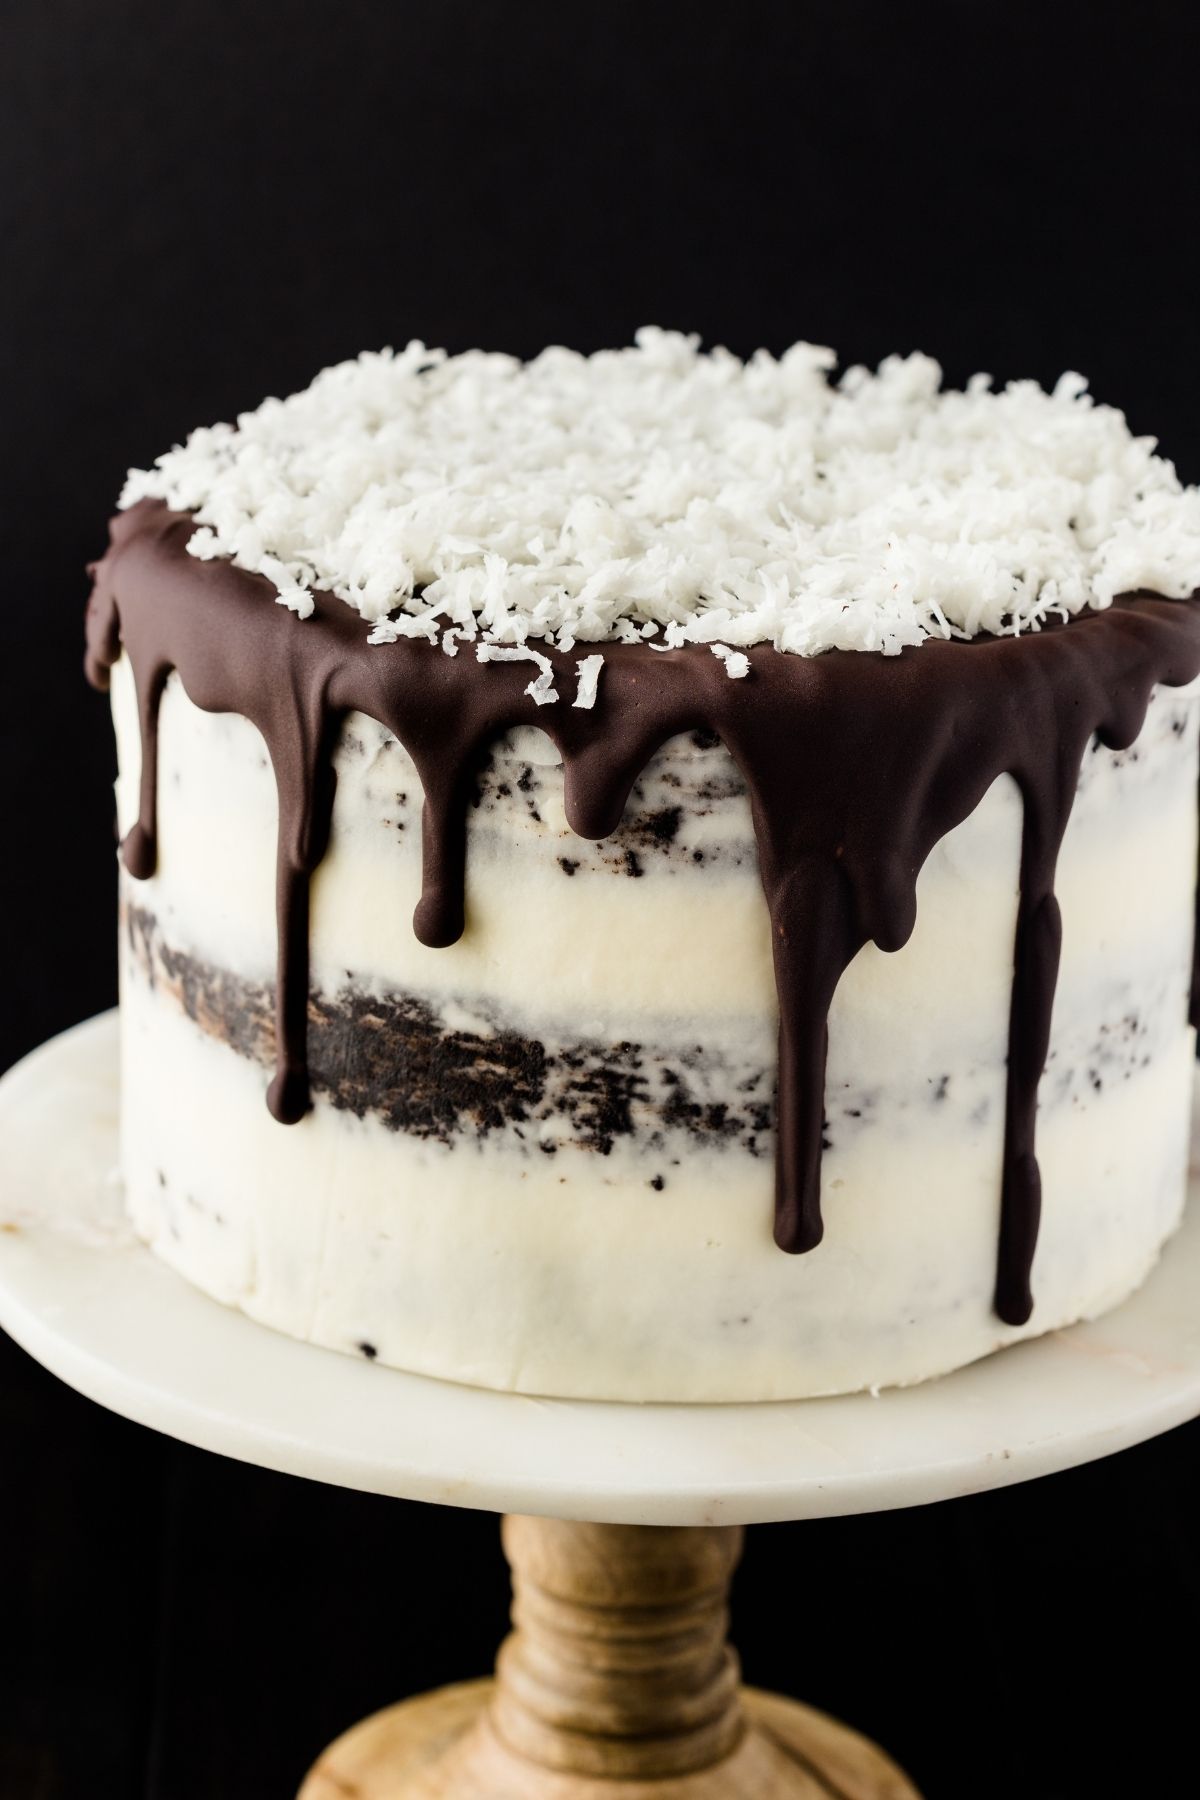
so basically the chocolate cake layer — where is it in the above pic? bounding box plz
[123,903,775,1163]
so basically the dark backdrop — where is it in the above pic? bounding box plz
[3,4,1200,1796]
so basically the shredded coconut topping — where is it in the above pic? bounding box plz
[122,327,1200,659]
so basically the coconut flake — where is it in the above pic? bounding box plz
[710,643,750,679]
[121,329,1200,661]
[440,625,476,658]
[573,653,604,709]
[476,642,559,706]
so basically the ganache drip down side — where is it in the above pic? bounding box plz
[85,501,1200,1329]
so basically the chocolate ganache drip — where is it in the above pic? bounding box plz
[86,500,1200,1327]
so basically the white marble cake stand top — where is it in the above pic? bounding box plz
[2,1011,1199,1526]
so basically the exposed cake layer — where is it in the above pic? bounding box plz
[111,660,1200,1399]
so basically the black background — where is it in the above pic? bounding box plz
[3,3,1200,1796]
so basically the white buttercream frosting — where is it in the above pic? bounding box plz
[110,660,1200,1399]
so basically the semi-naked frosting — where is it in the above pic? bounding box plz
[85,336,1200,1401]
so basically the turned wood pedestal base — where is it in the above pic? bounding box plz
[299,1518,920,1799]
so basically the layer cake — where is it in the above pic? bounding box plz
[85,333,1200,1399]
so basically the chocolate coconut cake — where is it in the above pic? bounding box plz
[86,331,1200,1400]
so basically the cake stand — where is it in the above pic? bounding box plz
[6,1018,1200,1799]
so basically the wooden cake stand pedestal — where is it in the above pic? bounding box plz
[300,1515,914,1799]
[6,1017,1200,1800]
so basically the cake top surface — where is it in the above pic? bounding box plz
[121,327,1200,662]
